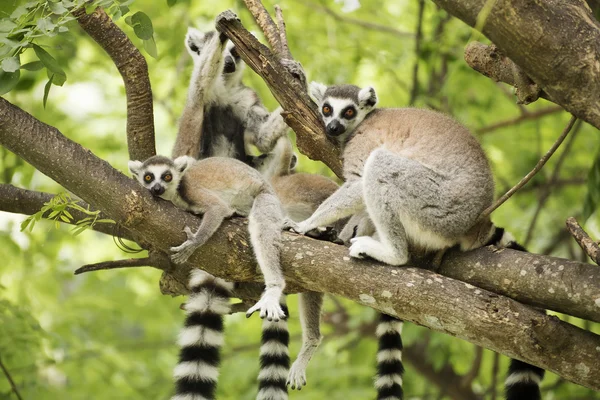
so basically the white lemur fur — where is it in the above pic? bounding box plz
[172,28,289,162]
[128,155,289,400]
[289,82,496,265]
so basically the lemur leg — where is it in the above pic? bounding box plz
[287,291,324,390]
[258,296,290,400]
[171,204,234,264]
[293,180,364,234]
[187,32,227,104]
[352,148,459,265]
[338,211,375,244]
[246,192,287,322]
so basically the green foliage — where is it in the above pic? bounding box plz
[21,192,115,235]
[1,0,600,399]
[583,148,600,221]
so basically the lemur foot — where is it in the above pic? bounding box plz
[349,236,408,266]
[246,287,286,321]
[282,217,300,232]
[170,227,200,264]
[305,226,343,245]
[287,360,308,390]
[280,58,307,89]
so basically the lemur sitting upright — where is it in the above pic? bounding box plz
[128,155,289,400]
[172,28,289,161]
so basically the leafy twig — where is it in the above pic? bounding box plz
[0,355,23,400]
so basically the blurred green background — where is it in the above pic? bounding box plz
[1,0,599,399]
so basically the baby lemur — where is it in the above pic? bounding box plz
[172,28,288,162]
[129,155,288,400]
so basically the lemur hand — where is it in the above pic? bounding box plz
[170,227,200,264]
[246,286,286,321]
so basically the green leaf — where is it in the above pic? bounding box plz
[10,6,30,20]
[0,69,20,95]
[49,2,68,15]
[59,214,70,223]
[119,5,130,16]
[32,44,64,75]
[43,75,53,108]
[49,70,66,86]
[36,17,56,33]
[0,19,17,32]
[61,0,75,7]
[20,218,31,232]
[167,0,178,6]
[131,11,154,40]
[582,149,600,220]
[58,26,69,33]
[21,61,43,71]
[143,36,157,59]
[1,56,20,72]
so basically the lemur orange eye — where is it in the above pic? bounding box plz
[164,174,172,182]
[322,105,331,115]
[344,108,355,118]
[144,174,152,182]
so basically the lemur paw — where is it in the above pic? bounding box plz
[246,287,286,321]
[349,237,408,266]
[305,226,343,244]
[170,227,199,264]
[287,361,308,390]
[286,221,312,235]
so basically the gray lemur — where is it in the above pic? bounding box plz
[290,82,495,264]
[128,155,289,400]
[172,27,289,162]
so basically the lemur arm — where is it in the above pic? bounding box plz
[170,191,235,264]
[245,105,289,153]
[172,33,227,158]
[292,180,364,234]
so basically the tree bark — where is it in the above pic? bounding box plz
[432,0,600,130]
[73,7,156,161]
[1,97,600,390]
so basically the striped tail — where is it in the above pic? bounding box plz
[172,270,233,400]
[375,313,404,400]
[505,359,544,400]
[257,297,290,400]
[487,226,546,400]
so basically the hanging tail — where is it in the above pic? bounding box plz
[257,297,290,400]
[172,270,233,400]
[487,226,546,400]
[375,313,404,400]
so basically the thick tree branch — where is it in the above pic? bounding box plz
[2,97,600,389]
[433,0,600,130]
[0,184,134,240]
[566,217,600,265]
[73,7,155,161]
[215,10,344,178]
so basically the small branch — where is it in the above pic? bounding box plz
[479,115,577,218]
[302,0,413,38]
[464,42,550,105]
[274,6,292,59]
[490,352,500,400]
[216,10,343,177]
[409,0,426,106]
[73,7,155,161]
[476,106,563,135]
[242,0,281,52]
[566,217,600,265]
[0,355,23,400]
[462,346,484,388]
[75,257,155,275]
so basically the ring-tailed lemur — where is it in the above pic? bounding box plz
[172,28,289,162]
[486,227,545,400]
[128,155,290,400]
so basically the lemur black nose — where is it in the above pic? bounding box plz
[326,120,345,136]
[151,185,165,196]
[223,56,236,73]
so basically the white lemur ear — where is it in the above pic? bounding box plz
[173,156,195,174]
[358,86,378,109]
[309,82,327,103]
[128,160,143,177]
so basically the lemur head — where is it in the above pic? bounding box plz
[309,82,378,144]
[128,155,194,201]
[185,28,244,83]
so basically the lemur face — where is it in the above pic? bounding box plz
[185,28,244,78]
[309,82,378,144]
[128,156,192,202]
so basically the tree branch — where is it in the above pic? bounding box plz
[75,256,159,275]
[475,105,563,135]
[73,7,155,161]
[480,115,577,218]
[2,89,600,389]
[0,184,134,240]
[215,10,344,178]
[566,217,600,265]
[433,0,600,130]
[0,354,23,400]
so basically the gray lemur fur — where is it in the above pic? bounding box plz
[289,82,495,266]
[172,27,289,161]
[128,155,287,321]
